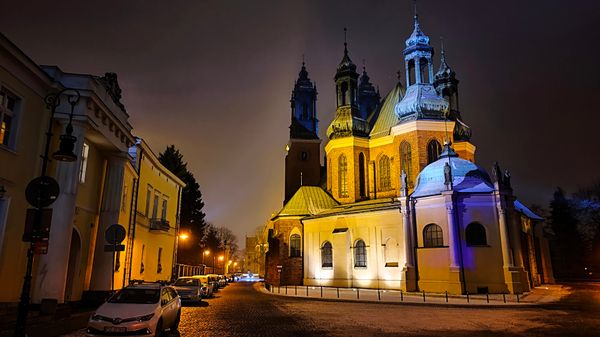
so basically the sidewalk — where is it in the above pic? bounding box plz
[259,283,569,307]
[0,307,93,337]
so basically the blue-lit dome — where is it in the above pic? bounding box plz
[411,145,494,198]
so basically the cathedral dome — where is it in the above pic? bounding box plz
[411,144,494,198]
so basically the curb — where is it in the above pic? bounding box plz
[255,283,545,309]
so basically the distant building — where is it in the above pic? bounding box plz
[263,13,554,294]
[244,235,265,276]
[0,33,184,308]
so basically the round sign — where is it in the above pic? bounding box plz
[105,224,126,244]
[25,176,60,208]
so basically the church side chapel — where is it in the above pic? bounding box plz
[264,10,554,295]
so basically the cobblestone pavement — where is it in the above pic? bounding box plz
[60,281,600,337]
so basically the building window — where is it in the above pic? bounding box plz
[420,57,429,83]
[140,245,145,273]
[321,241,332,268]
[400,141,413,188]
[302,102,308,120]
[157,247,163,273]
[338,154,348,197]
[423,224,444,248]
[378,155,391,191]
[145,186,153,217]
[407,59,415,86]
[466,222,487,246]
[427,139,442,164]
[78,143,89,183]
[384,238,399,267]
[121,185,128,213]
[161,198,168,219]
[290,234,301,257]
[354,240,367,268]
[0,197,9,256]
[358,153,366,198]
[0,88,20,149]
[152,194,159,219]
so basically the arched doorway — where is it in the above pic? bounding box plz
[65,228,81,302]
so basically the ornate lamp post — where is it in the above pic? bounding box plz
[14,88,81,337]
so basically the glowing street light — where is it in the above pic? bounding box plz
[202,249,210,265]
[179,233,189,240]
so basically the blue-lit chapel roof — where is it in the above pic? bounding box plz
[412,145,494,198]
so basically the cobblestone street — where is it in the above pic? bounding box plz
[56,281,600,337]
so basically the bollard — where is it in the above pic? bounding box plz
[278,286,280,294]
[286,286,288,295]
[503,293,506,303]
[466,291,470,303]
[400,289,403,301]
[422,290,426,302]
[295,285,297,296]
[320,286,323,297]
[337,287,340,298]
[306,286,309,297]
[378,289,381,301]
[357,288,360,299]
[486,293,489,303]
[445,291,448,303]
[516,293,520,303]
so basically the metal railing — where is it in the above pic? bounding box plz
[149,218,170,231]
[264,284,524,304]
[174,263,205,278]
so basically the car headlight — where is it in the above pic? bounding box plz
[138,313,155,322]
[91,313,101,321]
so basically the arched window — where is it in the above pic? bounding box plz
[354,240,367,268]
[321,241,333,268]
[420,58,429,83]
[400,142,413,187]
[379,155,391,190]
[340,82,348,105]
[290,234,301,257]
[338,154,348,197]
[384,238,399,267]
[423,224,444,248]
[466,222,487,246]
[427,139,442,164]
[301,102,308,120]
[358,153,366,197]
[407,59,415,86]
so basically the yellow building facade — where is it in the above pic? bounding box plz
[0,33,184,307]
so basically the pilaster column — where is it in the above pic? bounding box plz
[446,202,461,269]
[401,199,414,268]
[89,156,126,291]
[33,122,86,304]
[496,199,514,268]
[414,58,422,84]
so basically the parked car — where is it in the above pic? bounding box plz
[86,281,181,337]
[207,274,220,291]
[172,277,203,303]
[195,275,215,298]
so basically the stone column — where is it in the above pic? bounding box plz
[33,122,86,304]
[496,201,513,268]
[443,191,463,294]
[400,197,416,291]
[89,156,126,291]
[414,58,422,84]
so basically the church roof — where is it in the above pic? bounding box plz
[305,198,400,220]
[368,82,404,138]
[514,200,544,221]
[275,186,338,218]
[412,144,494,198]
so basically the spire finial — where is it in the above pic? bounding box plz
[413,0,418,21]
[302,53,305,66]
[440,36,445,56]
[343,27,348,54]
[362,59,366,73]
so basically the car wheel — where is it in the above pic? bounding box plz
[173,310,181,329]
[155,319,163,337]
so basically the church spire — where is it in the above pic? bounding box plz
[358,60,380,120]
[327,28,370,139]
[290,58,318,139]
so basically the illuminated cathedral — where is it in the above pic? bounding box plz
[264,11,554,294]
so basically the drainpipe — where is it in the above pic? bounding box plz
[126,147,143,285]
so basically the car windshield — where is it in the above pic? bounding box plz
[108,288,160,304]
[174,278,199,286]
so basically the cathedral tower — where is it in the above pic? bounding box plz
[284,61,321,204]
[327,30,370,139]
[358,65,381,120]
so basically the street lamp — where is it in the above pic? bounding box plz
[15,88,81,337]
[218,255,224,274]
[202,249,210,265]
[179,232,189,241]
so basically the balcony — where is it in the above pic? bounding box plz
[149,218,170,231]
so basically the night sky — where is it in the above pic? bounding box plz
[2,1,599,240]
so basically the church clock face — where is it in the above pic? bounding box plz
[300,151,309,161]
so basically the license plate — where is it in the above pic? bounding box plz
[104,327,127,332]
